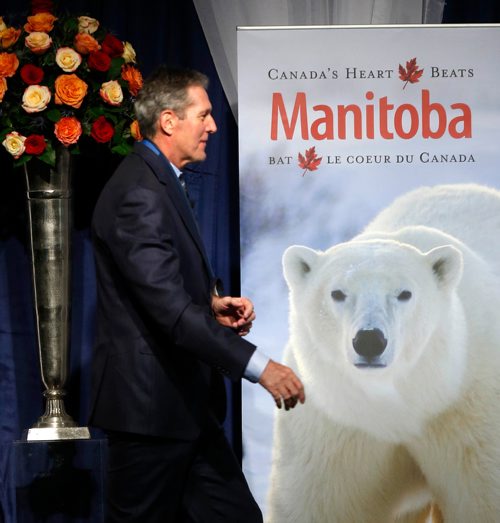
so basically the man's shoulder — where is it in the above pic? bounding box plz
[104,147,156,190]
[91,150,155,224]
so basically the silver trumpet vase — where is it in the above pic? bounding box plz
[24,146,90,441]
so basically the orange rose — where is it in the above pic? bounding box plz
[0,77,7,102]
[54,116,82,146]
[54,74,88,108]
[121,64,143,96]
[0,52,19,77]
[74,32,100,55]
[24,13,57,33]
[130,120,142,141]
[0,27,21,49]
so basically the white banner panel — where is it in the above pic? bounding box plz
[238,24,500,520]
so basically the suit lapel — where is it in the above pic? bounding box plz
[134,142,214,279]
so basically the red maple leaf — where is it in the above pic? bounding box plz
[398,57,424,89]
[298,146,322,176]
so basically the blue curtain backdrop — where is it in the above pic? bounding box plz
[0,1,242,519]
[0,0,498,520]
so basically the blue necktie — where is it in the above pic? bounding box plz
[179,173,193,207]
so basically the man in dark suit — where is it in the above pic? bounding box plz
[89,66,305,522]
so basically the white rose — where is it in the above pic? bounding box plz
[78,16,99,34]
[122,41,136,63]
[99,80,123,106]
[56,47,82,72]
[22,85,51,113]
[2,131,26,159]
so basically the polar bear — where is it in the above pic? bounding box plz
[267,183,500,523]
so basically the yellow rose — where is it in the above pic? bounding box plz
[77,16,99,34]
[122,41,136,64]
[54,74,88,109]
[25,32,52,55]
[22,85,51,113]
[0,17,7,33]
[56,47,82,72]
[99,80,123,106]
[2,131,26,159]
[0,77,7,102]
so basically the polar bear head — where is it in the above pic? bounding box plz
[283,238,463,384]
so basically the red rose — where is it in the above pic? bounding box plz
[101,34,124,58]
[31,0,54,14]
[87,50,111,72]
[90,116,115,143]
[20,64,44,85]
[24,134,47,155]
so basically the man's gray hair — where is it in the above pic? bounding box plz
[134,67,209,140]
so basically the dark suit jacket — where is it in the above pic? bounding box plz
[89,141,256,440]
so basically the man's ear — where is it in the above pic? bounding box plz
[159,109,176,135]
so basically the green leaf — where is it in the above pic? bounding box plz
[112,120,126,144]
[108,57,125,80]
[39,147,56,167]
[46,109,63,122]
[13,154,32,168]
[86,106,106,119]
[111,143,132,156]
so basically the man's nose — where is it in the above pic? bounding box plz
[207,115,217,133]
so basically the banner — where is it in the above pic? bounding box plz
[238,24,500,520]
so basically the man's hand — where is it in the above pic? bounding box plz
[212,295,256,336]
[259,360,305,410]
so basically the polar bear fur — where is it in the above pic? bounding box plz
[267,183,500,523]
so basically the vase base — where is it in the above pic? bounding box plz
[25,426,91,441]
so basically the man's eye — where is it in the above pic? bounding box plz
[331,290,346,302]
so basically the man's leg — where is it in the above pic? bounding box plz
[181,427,263,523]
[106,431,196,523]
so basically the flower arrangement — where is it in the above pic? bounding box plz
[0,0,143,167]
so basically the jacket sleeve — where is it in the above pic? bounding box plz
[95,181,256,381]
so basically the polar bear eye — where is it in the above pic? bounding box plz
[397,290,412,301]
[331,290,347,302]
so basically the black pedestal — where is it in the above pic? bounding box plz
[2,438,106,523]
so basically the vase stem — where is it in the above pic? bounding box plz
[24,148,90,441]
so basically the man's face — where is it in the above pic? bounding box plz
[170,85,217,168]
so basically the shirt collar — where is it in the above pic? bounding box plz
[142,139,182,178]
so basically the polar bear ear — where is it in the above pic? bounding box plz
[425,245,463,290]
[282,245,320,288]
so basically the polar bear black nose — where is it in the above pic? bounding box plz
[352,329,387,359]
